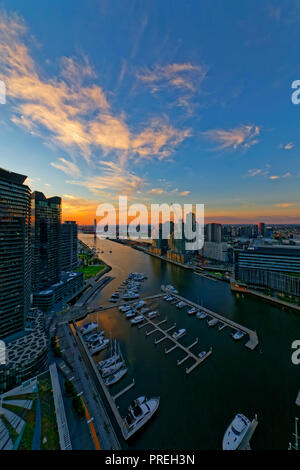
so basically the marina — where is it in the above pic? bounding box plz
[77,235,300,450]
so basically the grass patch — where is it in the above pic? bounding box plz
[0,414,19,443]
[2,399,38,450]
[3,393,37,401]
[75,264,105,279]
[39,377,60,450]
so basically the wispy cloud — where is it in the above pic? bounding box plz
[68,160,144,196]
[137,62,208,113]
[149,188,164,195]
[279,142,294,150]
[203,124,260,151]
[0,10,191,192]
[248,167,292,180]
[179,190,190,196]
[51,158,81,177]
[274,203,295,208]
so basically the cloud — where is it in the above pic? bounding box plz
[203,124,260,151]
[0,10,191,178]
[51,158,81,177]
[179,190,190,196]
[274,203,295,208]
[149,188,164,195]
[279,142,294,150]
[137,63,207,92]
[68,160,144,196]
[137,62,208,113]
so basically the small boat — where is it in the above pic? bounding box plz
[147,311,158,319]
[232,330,244,341]
[130,315,144,325]
[165,284,178,294]
[89,338,110,355]
[197,311,207,320]
[207,318,218,327]
[172,328,186,340]
[123,396,160,438]
[126,311,136,319]
[198,350,207,359]
[119,305,131,313]
[86,331,104,343]
[140,307,150,314]
[222,414,251,450]
[81,322,98,335]
[176,301,186,309]
[98,354,120,369]
[122,292,139,300]
[135,300,146,310]
[187,307,197,315]
[101,360,125,378]
[104,367,127,386]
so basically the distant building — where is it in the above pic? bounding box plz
[203,242,230,263]
[206,223,222,243]
[234,246,300,296]
[0,168,31,339]
[61,221,78,271]
[31,191,62,291]
[258,222,265,237]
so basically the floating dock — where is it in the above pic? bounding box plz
[161,287,259,350]
[140,315,213,374]
[238,415,258,450]
[296,390,300,406]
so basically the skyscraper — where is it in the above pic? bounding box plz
[31,191,61,291]
[207,223,223,243]
[61,221,78,271]
[0,169,31,339]
[258,222,265,237]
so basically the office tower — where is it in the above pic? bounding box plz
[207,223,223,243]
[31,191,62,291]
[0,168,31,339]
[258,222,265,237]
[61,221,78,271]
[252,224,258,238]
[234,246,300,297]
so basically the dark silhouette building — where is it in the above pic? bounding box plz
[31,191,62,291]
[0,168,31,339]
[61,221,78,271]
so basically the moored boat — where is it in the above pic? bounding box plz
[172,328,186,340]
[222,414,251,450]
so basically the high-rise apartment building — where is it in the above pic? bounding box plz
[31,191,61,291]
[206,223,223,243]
[0,169,31,339]
[61,221,78,271]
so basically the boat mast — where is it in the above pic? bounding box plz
[288,417,299,450]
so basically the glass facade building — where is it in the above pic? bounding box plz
[0,169,31,339]
[234,246,300,296]
[61,221,78,271]
[31,191,62,291]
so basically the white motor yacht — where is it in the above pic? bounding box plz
[130,315,144,325]
[232,330,245,340]
[172,328,186,340]
[123,396,160,439]
[222,414,251,450]
[81,322,98,335]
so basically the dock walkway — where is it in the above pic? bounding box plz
[162,287,259,350]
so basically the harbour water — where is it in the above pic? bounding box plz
[78,234,300,450]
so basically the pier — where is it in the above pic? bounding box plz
[73,323,135,441]
[138,315,213,374]
[238,415,258,450]
[161,286,259,350]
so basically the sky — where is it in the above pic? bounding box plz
[0,0,300,224]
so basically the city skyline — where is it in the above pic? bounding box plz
[1,1,300,224]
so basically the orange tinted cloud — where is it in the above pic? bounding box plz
[203,124,260,151]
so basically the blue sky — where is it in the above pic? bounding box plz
[0,0,300,223]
